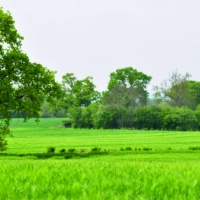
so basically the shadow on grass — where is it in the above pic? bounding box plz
[0,151,110,160]
[1,148,199,160]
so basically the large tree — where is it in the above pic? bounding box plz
[154,70,200,109]
[61,73,100,109]
[102,67,152,128]
[0,8,61,150]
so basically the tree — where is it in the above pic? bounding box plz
[133,106,163,130]
[162,107,197,131]
[108,67,152,91]
[0,8,61,150]
[61,73,100,109]
[154,70,200,109]
[102,67,152,128]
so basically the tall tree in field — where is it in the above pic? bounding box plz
[0,8,61,150]
[103,67,152,128]
[154,70,200,109]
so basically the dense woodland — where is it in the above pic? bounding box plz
[36,67,200,131]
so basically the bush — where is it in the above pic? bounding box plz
[47,147,55,153]
[125,147,132,151]
[91,147,102,152]
[189,146,200,150]
[143,147,152,151]
[68,148,76,153]
[62,119,72,128]
[59,148,66,153]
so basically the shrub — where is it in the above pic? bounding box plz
[125,147,132,151]
[120,147,125,151]
[47,147,55,153]
[91,147,101,152]
[68,148,76,153]
[62,119,72,128]
[143,147,152,151]
[189,146,200,150]
[59,148,66,153]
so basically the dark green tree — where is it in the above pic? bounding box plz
[162,107,197,131]
[0,8,61,150]
[103,67,152,128]
[61,73,101,110]
[133,106,163,130]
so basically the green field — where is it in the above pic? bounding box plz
[1,118,200,199]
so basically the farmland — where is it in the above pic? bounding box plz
[1,118,200,199]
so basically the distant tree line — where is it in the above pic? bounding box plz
[34,67,200,131]
[8,64,200,131]
[65,104,200,131]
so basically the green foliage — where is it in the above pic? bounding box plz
[143,147,153,151]
[68,148,76,153]
[125,147,132,151]
[47,147,55,153]
[107,66,152,91]
[39,101,68,118]
[0,8,61,150]
[0,124,9,151]
[59,148,66,153]
[93,105,118,129]
[91,147,101,152]
[68,107,84,128]
[162,107,197,131]
[189,146,200,150]
[102,67,152,128]
[154,71,200,109]
[195,104,200,126]
[61,73,100,109]
[133,106,163,130]
[0,136,7,151]
[67,103,200,130]
[62,119,72,128]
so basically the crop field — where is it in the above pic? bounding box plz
[1,118,200,199]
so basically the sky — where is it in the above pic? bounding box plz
[1,0,200,93]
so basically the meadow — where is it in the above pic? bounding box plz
[1,118,200,199]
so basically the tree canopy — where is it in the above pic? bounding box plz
[107,67,152,91]
[0,8,61,150]
[154,70,200,109]
[101,67,152,128]
[61,73,100,109]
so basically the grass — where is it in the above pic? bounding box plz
[1,118,200,199]
[6,118,200,154]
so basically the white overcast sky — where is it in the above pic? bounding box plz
[1,0,200,93]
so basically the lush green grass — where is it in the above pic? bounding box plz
[6,118,200,154]
[1,118,200,199]
[1,160,200,199]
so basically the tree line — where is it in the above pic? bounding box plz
[34,67,200,131]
